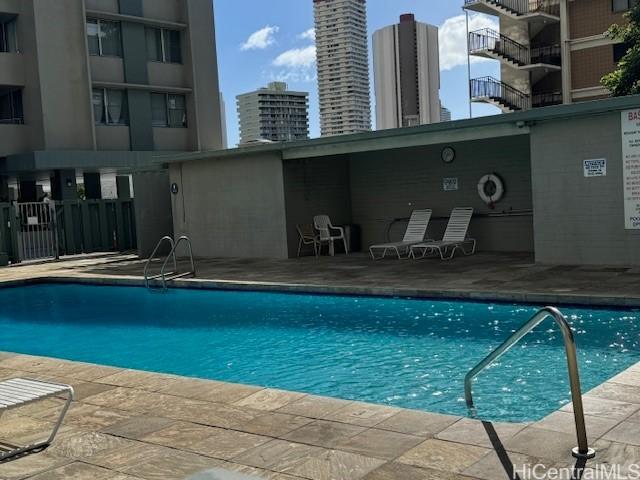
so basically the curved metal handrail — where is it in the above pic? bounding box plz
[144,236,176,289]
[158,236,196,290]
[464,306,595,459]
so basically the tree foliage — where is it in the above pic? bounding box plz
[602,3,640,96]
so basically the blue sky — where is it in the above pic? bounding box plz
[214,0,501,147]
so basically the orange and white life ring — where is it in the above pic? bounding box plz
[477,174,505,206]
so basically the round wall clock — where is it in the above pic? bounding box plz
[441,146,456,164]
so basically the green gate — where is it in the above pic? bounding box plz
[54,199,137,256]
[0,199,136,264]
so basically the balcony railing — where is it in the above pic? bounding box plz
[471,76,531,111]
[530,44,561,65]
[532,92,563,108]
[464,0,560,17]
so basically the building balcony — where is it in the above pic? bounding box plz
[470,76,531,112]
[463,0,560,23]
[469,29,561,83]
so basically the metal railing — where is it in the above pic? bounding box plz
[532,92,563,108]
[464,0,560,16]
[530,44,561,66]
[469,29,561,68]
[469,28,529,65]
[464,306,596,460]
[144,236,175,289]
[144,235,195,290]
[470,77,531,111]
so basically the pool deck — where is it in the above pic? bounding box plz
[0,253,638,479]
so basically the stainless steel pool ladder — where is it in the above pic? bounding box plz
[144,235,196,290]
[464,306,596,460]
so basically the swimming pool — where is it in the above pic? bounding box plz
[0,283,637,422]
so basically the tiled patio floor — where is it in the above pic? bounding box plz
[0,254,638,479]
[0,353,638,480]
[4,251,640,306]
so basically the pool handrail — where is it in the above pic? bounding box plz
[144,236,176,289]
[464,306,595,460]
[158,236,196,289]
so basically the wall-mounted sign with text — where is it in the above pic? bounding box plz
[583,158,606,177]
[622,110,640,229]
[442,177,459,192]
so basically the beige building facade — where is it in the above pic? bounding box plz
[314,0,371,136]
[0,0,223,202]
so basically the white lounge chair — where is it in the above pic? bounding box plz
[313,215,348,256]
[369,209,432,260]
[410,207,476,260]
[0,378,74,460]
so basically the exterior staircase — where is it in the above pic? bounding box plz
[470,77,531,113]
[464,0,560,19]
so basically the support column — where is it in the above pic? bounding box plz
[50,170,77,201]
[116,175,131,199]
[0,176,9,203]
[560,0,572,104]
[83,172,102,200]
[18,180,37,202]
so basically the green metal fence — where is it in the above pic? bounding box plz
[54,199,136,256]
[0,199,136,263]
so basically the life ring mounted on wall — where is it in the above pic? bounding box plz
[477,174,505,209]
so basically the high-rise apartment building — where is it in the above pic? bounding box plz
[464,0,634,112]
[0,0,223,202]
[314,0,371,136]
[440,104,452,122]
[236,82,309,145]
[373,14,440,130]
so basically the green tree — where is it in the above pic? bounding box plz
[602,3,640,96]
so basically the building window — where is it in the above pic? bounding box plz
[151,93,187,127]
[92,88,128,125]
[87,18,122,57]
[614,42,632,62]
[145,27,182,63]
[613,0,639,12]
[0,88,23,124]
[0,16,17,53]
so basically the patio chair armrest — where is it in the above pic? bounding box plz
[329,225,345,237]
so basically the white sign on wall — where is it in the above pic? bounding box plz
[442,177,459,191]
[583,158,607,177]
[622,110,640,229]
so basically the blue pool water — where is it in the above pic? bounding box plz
[0,283,638,422]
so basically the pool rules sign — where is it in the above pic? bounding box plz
[622,110,640,229]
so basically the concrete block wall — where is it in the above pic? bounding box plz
[169,153,289,259]
[283,156,352,257]
[348,136,534,252]
[531,112,640,266]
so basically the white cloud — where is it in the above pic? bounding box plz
[273,45,317,68]
[241,25,279,51]
[439,14,498,71]
[270,45,317,83]
[298,28,316,41]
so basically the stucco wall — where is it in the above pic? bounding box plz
[283,156,352,257]
[169,153,289,259]
[132,170,173,258]
[531,112,640,265]
[349,136,534,252]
